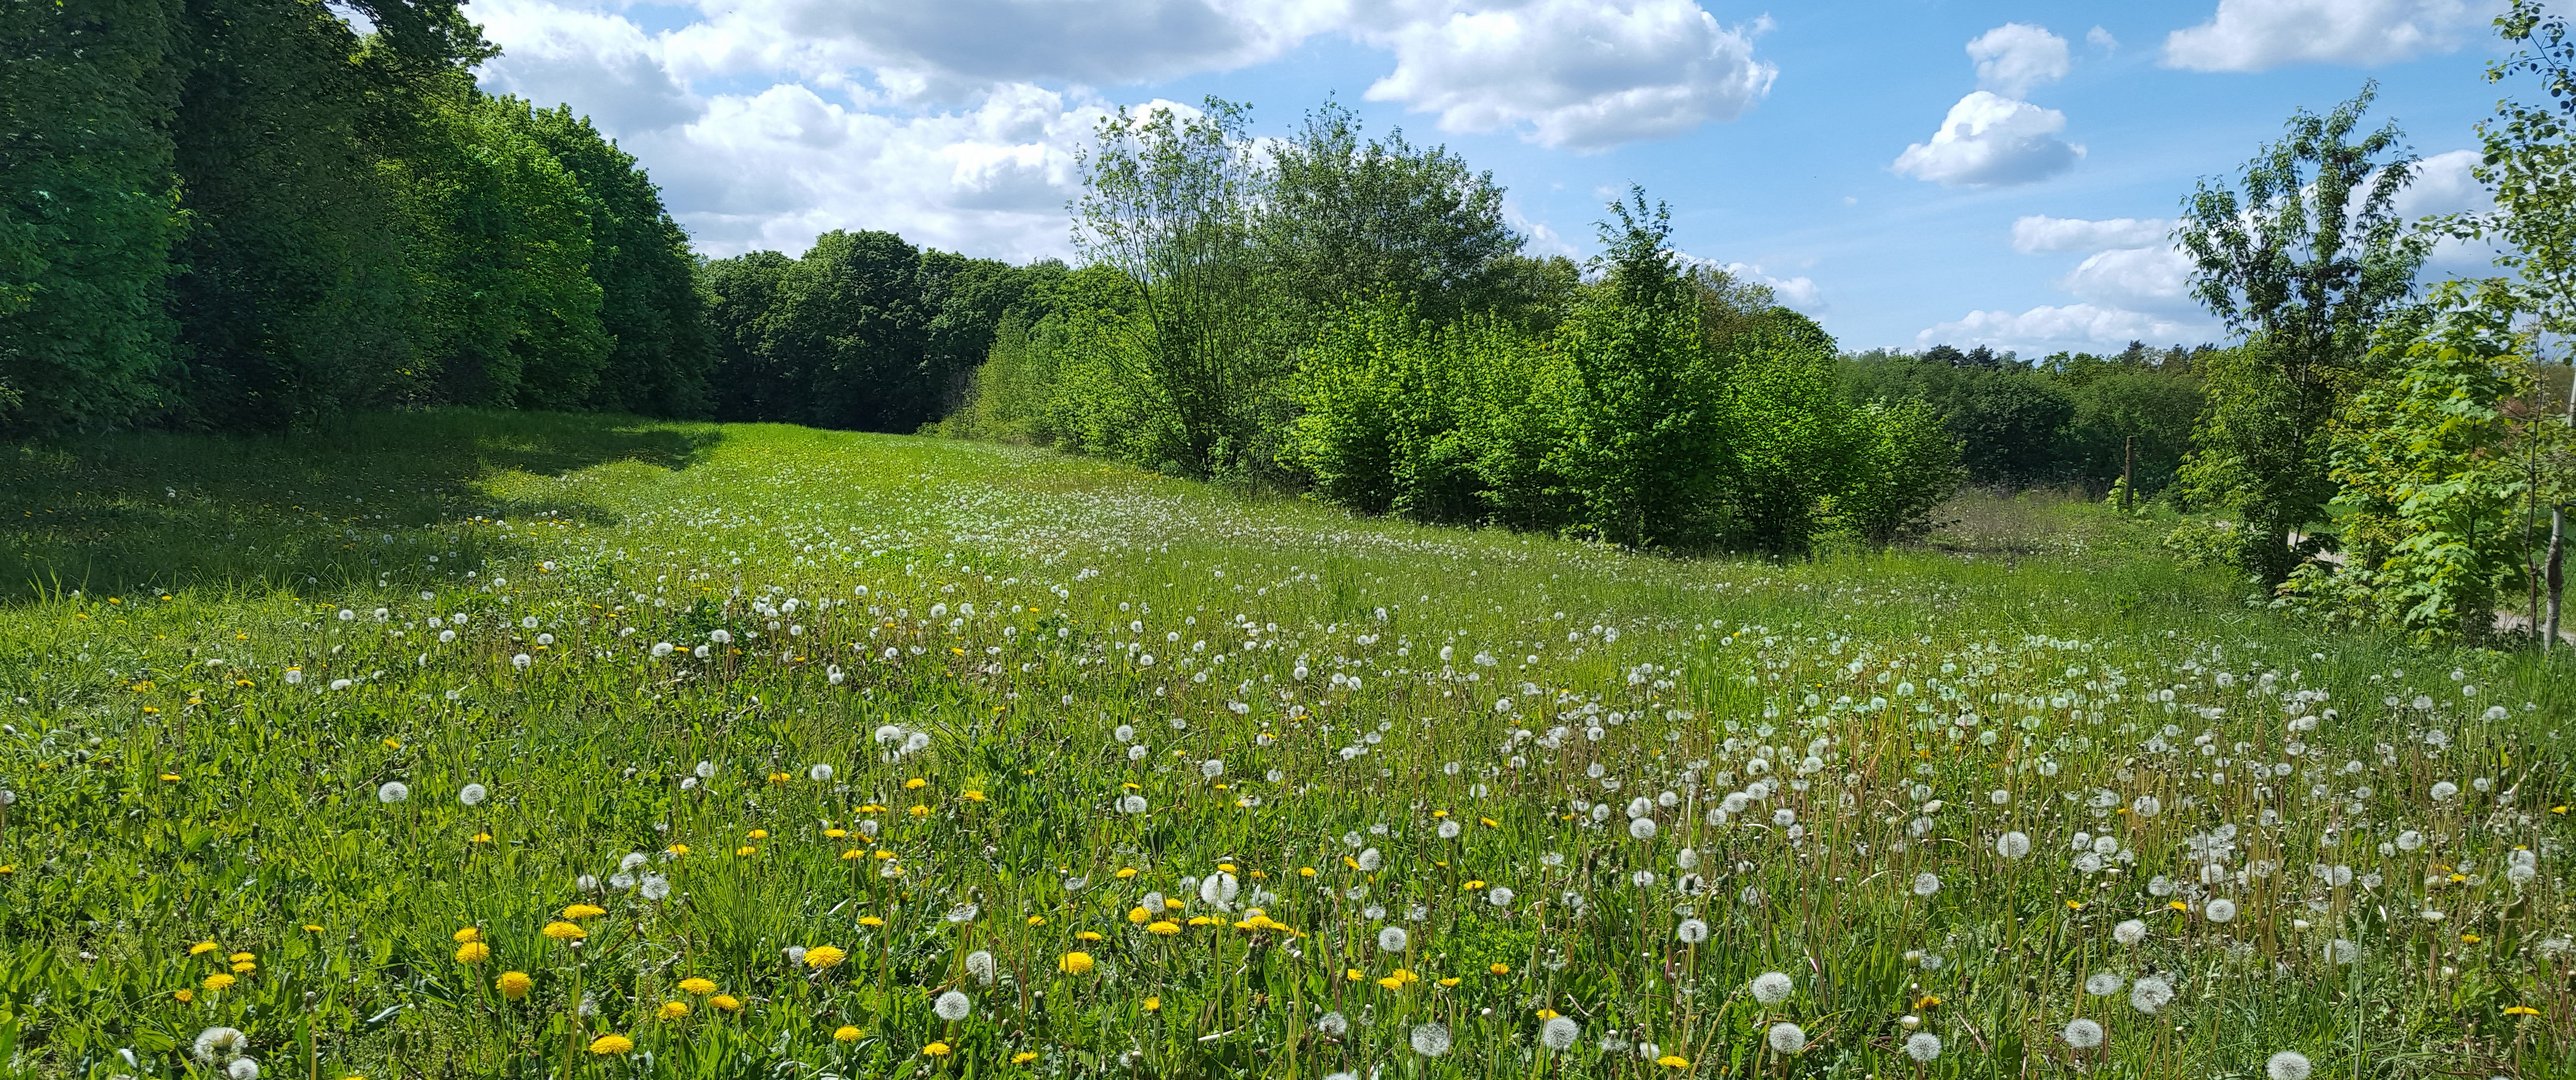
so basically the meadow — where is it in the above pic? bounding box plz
[0,409,2568,1080]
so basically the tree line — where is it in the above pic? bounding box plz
[939,102,1963,554]
[7,1,2569,642]
[2,0,710,431]
[1842,342,2208,497]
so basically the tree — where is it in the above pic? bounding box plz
[1261,101,1519,334]
[701,251,799,422]
[514,103,713,417]
[775,230,929,431]
[1075,98,1268,477]
[2286,284,2533,643]
[2443,0,2576,646]
[0,0,183,433]
[167,0,437,427]
[384,87,608,410]
[1553,188,1728,549]
[2176,83,2430,586]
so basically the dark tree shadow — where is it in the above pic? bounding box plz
[0,408,722,603]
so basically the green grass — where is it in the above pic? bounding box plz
[0,408,2569,1080]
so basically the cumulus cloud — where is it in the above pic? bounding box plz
[1361,0,1777,150]
[1916,303,2207,353]
[2161,0,2496,72]
[660,0,1351,94]
[2011,215,2173,254]
[1967,23,2070,97]
[474,0,697,133]
[630,81,1118,260]
[467,0,1790,262]
[2085,26,2120,51]
[2393,148,2506,267]
[2059,245,2198,312]
[1893,92,2083,187]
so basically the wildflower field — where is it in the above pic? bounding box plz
[0,409,2569,1080]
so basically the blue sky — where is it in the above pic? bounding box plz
[470,0,2542,356]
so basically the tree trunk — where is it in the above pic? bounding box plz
[2547,504,2565,650]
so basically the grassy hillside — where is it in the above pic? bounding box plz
[0,410,2568,1079]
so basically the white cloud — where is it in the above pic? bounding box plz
[659,0,1352,95]
[2161,0,2496,72]
[1916,303,2209,353]
[630,81,1120,261]
[474,0,697,133]
[1967,23,2070,98]
[2010,215,2173,254]
[2394,148,2507,268]
[1722,261,1823,311]
[1362,0,1777,150]
[2059,245,2198,312]
[1893,92,2084,187]
[2085,26,2119,51]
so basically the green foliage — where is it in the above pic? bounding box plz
[1261,101,1519,335]
[2176,83,2432,585]
[2,1,705,433]
[1553,190,1730,549]
[0,0,183,434]
[1075,98,1273,478]
[2285,285,2533,642]
[515,105,714,417]
[167,0,429,427]
[387,88,611,410]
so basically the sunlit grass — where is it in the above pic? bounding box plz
[0,409,2568,1079]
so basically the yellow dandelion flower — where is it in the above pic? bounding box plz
[174,989,195,1003]
[1114,867,1139,879]
[1489,963,1510,975]
[1059,952,1095,975]
[658,1001,691,1020]
[1075,930,1104,942]
[190,941,220,956]
[1027,915,1047,926]
[905,777,927,790]
[1656,1055,1691,1068]
[679,977,717,995]
[746,828,769,840]
[834,1025,861,1042]
[1147,920,1181,936]
[711,995,743,1012]
[1299,866,1317,878]
[922,1042,952,1057]
[454,942,491,964]
[1143,997,1161,1012]
[804,945,847,969]
[859,916,886,928]
[1437,977,1461,987]
[497,971,533,999]
[588,1034,634,1056]
[2505,1005,2541,1017]
[202,973,236,991]
[541,921,586,942]
[1012,1052,1039,1065]
[562,904,606,920]
[453,927,482,943]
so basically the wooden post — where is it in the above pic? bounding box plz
[2121,436,2135,511]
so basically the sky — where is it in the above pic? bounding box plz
[467,0,2548,357]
